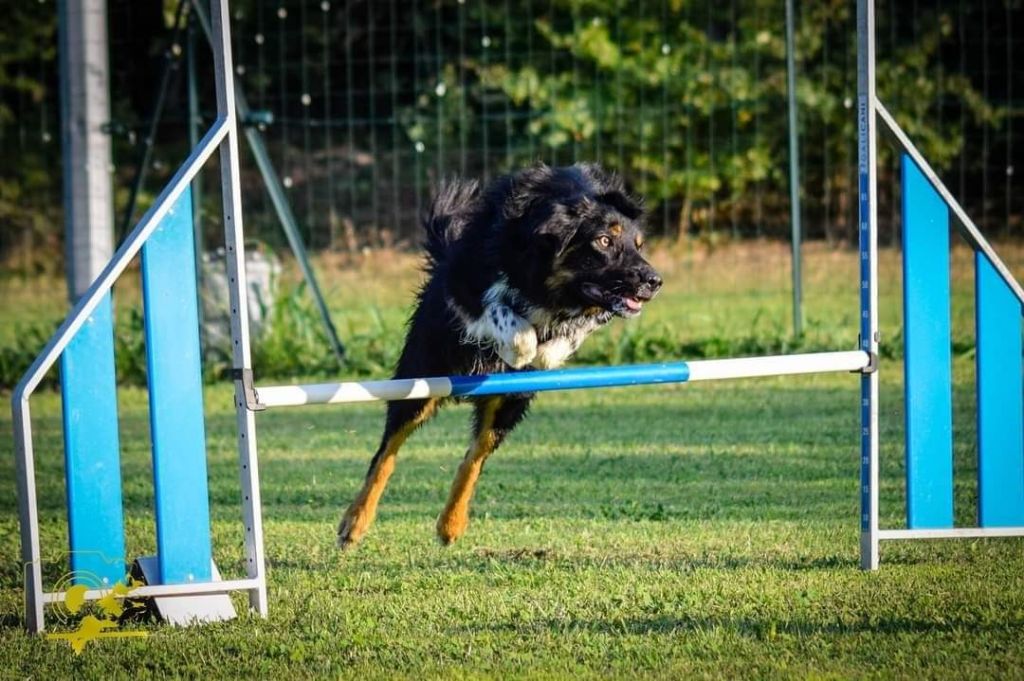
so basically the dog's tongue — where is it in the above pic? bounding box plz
[623,297,643,312]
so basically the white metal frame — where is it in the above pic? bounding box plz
[857,0,882,572]
[11,0,265,633]
[208,0,267,619]
[857,0,1024,569]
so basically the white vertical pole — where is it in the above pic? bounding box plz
[208,0,268,615]
[857,0,880,571]
[59,0,114,301]
[12,399,44,633]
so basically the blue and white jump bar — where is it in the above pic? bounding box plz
[254,351,871,408]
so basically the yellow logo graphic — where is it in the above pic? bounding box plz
[45,570,149,654]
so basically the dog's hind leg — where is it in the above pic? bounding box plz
[337,398,439,549]
[436,395,531,545]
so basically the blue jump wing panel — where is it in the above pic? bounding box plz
[141,186,213,584]
[975,252,1024,527]
[901,153,954,529]
[60,292,127,586]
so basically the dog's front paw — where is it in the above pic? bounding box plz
[497,325,538,368]
[436,508,469,546]
[533,337,576,369]
[336,506,369,551]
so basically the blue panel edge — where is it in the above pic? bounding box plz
[901,153,954,529]
[141,186,213,584]
[60,292,127,586]
[975,252,1024,527]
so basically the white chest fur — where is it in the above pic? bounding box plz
[451,277,605,370]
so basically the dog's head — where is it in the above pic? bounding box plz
[502,164,662,318]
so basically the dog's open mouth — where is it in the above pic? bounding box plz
[581,283,646,317]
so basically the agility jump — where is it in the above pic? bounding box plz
[11,0,1024,633]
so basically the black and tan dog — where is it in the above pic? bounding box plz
[337,163,662,549]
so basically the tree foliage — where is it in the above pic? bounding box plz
[0,1,60,274]
[0,0,1012,272]
[404,0,998,243]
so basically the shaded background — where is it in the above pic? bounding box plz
[1,0,1021,275]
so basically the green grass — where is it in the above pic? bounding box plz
[1,242,1023,678]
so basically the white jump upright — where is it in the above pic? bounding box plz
[857,0,883,572]
[12,0,265,633]
[857,0,1024,567]
[10,0,1024,634]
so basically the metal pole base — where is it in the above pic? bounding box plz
[134,557,236,627]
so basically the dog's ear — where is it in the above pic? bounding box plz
[534,210,581,257]
[576,163,645,221]
[501,164,552,223]
[505,203,577,261]
[502,201,581,293]
[596,190,643,220]
[502,168,569,252]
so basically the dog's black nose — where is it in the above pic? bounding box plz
[632,267,662,301]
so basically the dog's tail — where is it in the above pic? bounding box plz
[422,178,480,264]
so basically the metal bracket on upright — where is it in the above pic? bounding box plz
[854,338,879,375]
[861,352,879,375]
[232,368,265,412]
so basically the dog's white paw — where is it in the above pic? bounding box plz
[498,325,538,368]
[533,337,576,369]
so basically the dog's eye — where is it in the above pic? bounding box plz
[595,235,612,249]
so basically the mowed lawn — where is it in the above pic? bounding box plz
[1,243,1024,678]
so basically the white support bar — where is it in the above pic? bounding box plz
[42,578,264,604]
[878,528,1024,540]
[876,99,1024,306]
[257,377,455,407]
[13,400,42,633]
[684,351,869,382]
